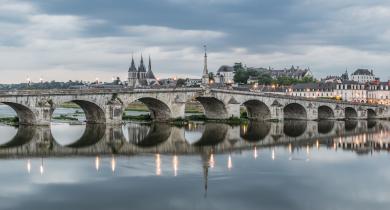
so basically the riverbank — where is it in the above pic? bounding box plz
[60,101,205,114]
[0,117,18,126]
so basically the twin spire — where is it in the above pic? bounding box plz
[129,54,152,75]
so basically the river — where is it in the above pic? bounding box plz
[0,105,389,210]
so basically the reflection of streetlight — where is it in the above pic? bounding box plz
[95,156,100,171]
[27,159,31,174]
[40,158,44,176]
[209,154,215,168]
[156,153,161,176]
[254,147,258,159]
[272,148,275,160]
[111,155,116,173]
[173,155,178,177]
[227,155,233,170]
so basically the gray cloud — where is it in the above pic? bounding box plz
[0,0,390,83]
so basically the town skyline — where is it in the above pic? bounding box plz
[2,0,390,83]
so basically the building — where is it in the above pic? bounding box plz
[185,78,202,87]
[214,65,234,84]
[351,69,375,83]
[289,80,390,104]
[128,55,157,87]
[367,81,390,105]
[267,66,313,80]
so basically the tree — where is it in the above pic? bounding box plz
[176,78,186,87]
[257,73,273,85]
[208,72,215,81]
[301,76,316,83]
[233,68,249,84]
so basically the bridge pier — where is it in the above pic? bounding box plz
[170,102,186,119]
[270,106,284,121]
[105,103,125,125]
[306,106,318,121]
[226,103,240,119]
[32,106,54,126]
[357,107,367,120]
[334,106,345,120]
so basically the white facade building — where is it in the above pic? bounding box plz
[351,69,376,83]
[215,65,235,84]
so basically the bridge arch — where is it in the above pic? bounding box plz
[283,103,307,120]
[195,97,228,119]
[242,100,271,120]
[1,102,36,125]
[367,108,376,119]
[318,105,334,120]
[132,97,172,121]
[345,107,358,119]
[52,100,106,124]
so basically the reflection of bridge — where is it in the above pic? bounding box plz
[0,120,389,158]
[0,88,388,125]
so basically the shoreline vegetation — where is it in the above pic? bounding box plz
[60,101,205,113]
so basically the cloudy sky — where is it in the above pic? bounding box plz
[1,0,390,83]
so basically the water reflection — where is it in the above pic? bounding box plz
[283,120,307,137]
[318,120,335,134]
[0,120,389,157]
[0,120,390,210]
[240,121,271,142]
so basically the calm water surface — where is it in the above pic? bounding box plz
[0,105,389,210]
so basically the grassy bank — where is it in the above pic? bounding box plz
[125,101,204,113]
[0,117,19,126]
[52,114,79,121]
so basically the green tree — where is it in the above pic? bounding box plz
[257,73,273,85]
[233,69,249,84]
[176,78,186,87]
[208,72,215,81]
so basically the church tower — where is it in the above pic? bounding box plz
[146,55,157,85]
[128,55,138,87]
[201,45,210,85]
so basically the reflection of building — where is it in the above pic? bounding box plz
[126,123,150,143]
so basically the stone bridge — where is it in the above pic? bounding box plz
[0,87,388,125]
[0,120,388,158]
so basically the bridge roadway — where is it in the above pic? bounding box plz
[0,87,388,125]
[0,120,389,158]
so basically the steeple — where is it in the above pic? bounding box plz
[202,45,210,85]
[146,55,156,80]
[129,55,137,72]
[148,55,152,72]
[203,45,208,75]
[138,54,146,72]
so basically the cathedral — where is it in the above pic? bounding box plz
[128,55,158,87]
